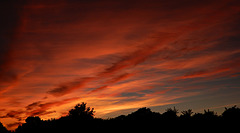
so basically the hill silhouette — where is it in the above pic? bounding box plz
[1,102,240,132]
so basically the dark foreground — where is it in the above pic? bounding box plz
[1,103,240,133]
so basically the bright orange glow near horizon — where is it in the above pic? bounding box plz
[1,0,240,130]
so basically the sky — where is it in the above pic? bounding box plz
[0,0,240,130]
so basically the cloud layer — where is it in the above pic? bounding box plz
[0,0,240,130]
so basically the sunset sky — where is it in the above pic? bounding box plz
[1,0,240,130]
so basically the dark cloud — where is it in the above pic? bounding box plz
[6,122,23,129]
[0,110,24,121]
[48,39,168,97]
[28,110,56,117]
[26,97,80,116]
[25,101,42,110]
[73,54,121,69]
[0,109,6,112]
[48,77,94,96]
[88,86,108,94]
[99,38,173,76]
[0,1,26,92]
[105,73,134,84]
[0,111,22,118]
[120,92,145,97]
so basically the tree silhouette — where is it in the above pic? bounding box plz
[181,109,193,116]
[192,112,204,120]
[125,107,161,121]
[15,116,43,133]
[203,109,218,120]
[162,107,178,120]
[192,109,218,121]
[180,109,193,120]
[25,116,41,125]
[1,104,239,133]
[68,102,95,120]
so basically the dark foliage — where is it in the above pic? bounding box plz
[1,103,240,133]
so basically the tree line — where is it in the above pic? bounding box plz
[1,102,239,133]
